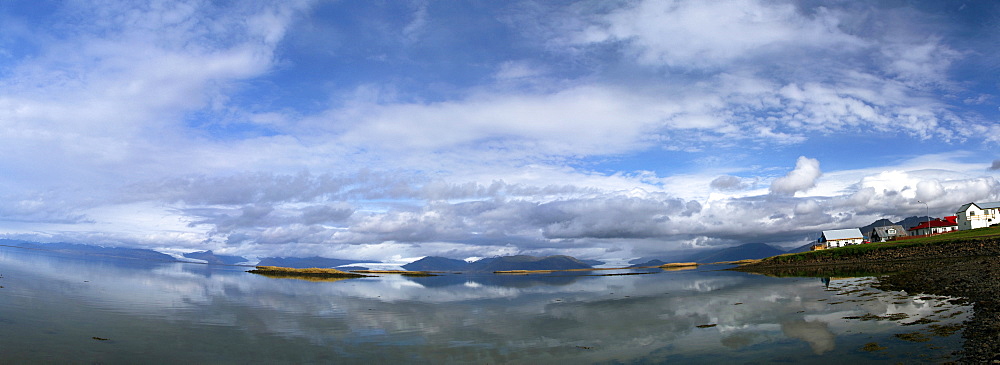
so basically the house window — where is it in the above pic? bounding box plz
[887,229,896,235]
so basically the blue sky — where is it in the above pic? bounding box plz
[1,0,998,265]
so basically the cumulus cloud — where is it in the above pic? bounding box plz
[710,175,747,191]
[770,157,822,196]
[536,195,698,239]
[839,169,1000,216]
[6,158,1000,261]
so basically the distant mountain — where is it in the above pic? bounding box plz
[628,259,669,267]
[859,216,933,236]
[0,239,176,262]
[402,256,471,271]
[687,243,786,263]
[468,255,592,272]
[401,255,595,272]
[859,219,895,237]
[896,216,934,231]
[786,243,814,254]
[183,250,247,265]
[256,256,356,268]
[581,259,605,267]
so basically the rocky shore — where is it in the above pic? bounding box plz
[735,237,1000,363]
[873,256,1000,364]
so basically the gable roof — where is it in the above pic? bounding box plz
[871,225,907,237]
[822,228,863,241]
[909,218,958,231]
[958,202,1000,213]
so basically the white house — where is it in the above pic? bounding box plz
[818,228,865,249]
[956,202,1000,230]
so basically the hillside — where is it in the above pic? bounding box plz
[402,256,471,271]
[0,239,177,262]
[685,242,787,263]
[738,226,1000,270]
[628,259,668,268]
[469,255,593,272]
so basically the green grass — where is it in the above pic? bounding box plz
[762,226,1000,264]
[247,265,370,280]
[251,265,356,275]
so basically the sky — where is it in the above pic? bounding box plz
[1,0,999,265]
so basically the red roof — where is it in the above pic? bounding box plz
[909,218,958,231]
[944,215,957,225]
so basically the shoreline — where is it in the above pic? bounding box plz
[735,232,1000,363]
[735,234,1000,271]
[739,255,1000,363]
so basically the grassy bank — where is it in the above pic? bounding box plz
[743,226,1000,268]
[247,265,371,280]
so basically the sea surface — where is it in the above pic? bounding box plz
[0,245,970,364]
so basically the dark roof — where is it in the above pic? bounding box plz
[871,225,908,237]
[957,202,1000,213]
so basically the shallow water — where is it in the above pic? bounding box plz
[0,246,969,364]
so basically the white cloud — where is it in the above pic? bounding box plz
[0,1,307,190]
[770,157,822,196]
[880,37,962,87]
[335,85,669,155]
[4,154,998,261]
[577,0,863,68]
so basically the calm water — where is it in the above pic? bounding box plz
[0,246,969,364]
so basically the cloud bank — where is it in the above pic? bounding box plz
[0,1,998,263]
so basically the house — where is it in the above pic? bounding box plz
[817,228,865,249]
[869,225,908,242]
[956,202,1000,230]
[908,216,958,236]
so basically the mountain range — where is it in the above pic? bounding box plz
[403,255,592,272]
[0,239,177,262]
[0,216,941,270]
[859,216,932,234]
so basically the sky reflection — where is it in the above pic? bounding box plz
[0,247,968,363]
